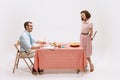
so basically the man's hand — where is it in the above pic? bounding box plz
[39,44,44,47]
[41,41,46,44]
[37,41,46,44]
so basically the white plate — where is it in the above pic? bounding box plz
[43,45,54,49]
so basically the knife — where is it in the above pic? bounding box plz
[92,30,97,41]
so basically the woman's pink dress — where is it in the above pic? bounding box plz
[80,20,93,57]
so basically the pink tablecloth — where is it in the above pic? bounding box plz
[33,43,87,72]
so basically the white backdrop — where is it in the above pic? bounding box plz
[1,0,120,53]
[0,0,120,79]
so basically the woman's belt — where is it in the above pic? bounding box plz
[81,33,89,35]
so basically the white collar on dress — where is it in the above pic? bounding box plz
[82,19,90,24]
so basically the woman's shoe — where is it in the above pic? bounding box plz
[90,64,94,72]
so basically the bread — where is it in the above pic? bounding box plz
[70,42,79,47]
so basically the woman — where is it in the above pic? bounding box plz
[80,10,94,72]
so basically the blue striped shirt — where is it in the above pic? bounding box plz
[19,30,36,51]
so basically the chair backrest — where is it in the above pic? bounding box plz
[14,41,20,52]
[14,41,34,58]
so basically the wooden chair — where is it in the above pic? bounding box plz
[13,41,34,73]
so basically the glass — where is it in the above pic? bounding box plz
[61,43,67,48]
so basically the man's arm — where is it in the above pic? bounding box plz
[20,35,32,51]
[31,44,43,49]
[36,40,46,44]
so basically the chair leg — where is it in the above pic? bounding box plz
[23,58,32,72]
[13,53,19,73]
[28,58,33,65]
[16,58,20,68]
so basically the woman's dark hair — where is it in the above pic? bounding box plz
[81,10,91,21]
[24,21,32,29]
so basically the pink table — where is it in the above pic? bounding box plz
[33,43,87,73]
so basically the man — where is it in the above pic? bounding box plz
[19,21,45,75]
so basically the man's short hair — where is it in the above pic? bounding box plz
[24,21,32,29]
